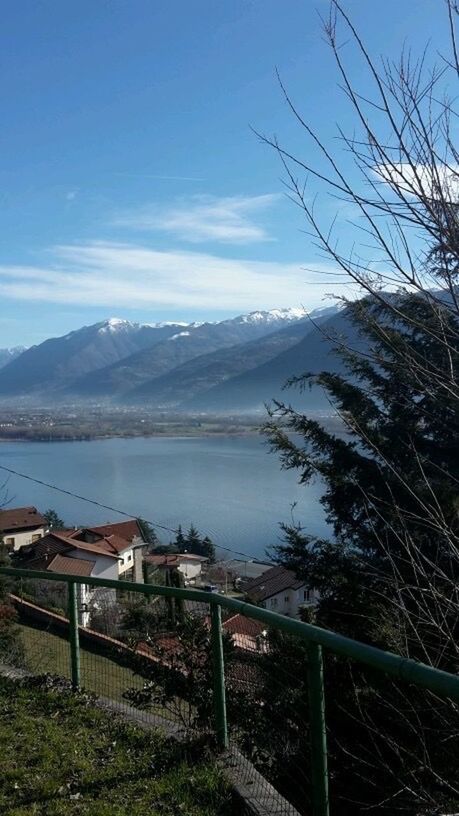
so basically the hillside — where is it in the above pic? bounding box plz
[182,309,363,412]
[0,674,229,815]
[0,319,188,396]
[64,308,315,399]
[125,310,336,406]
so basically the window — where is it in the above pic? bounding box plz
[32,534,41,542]
[5,537,14,547]
[284,595,289,603]
[303,590,311,602]
[271,597,278,608]
[127,553,132,561]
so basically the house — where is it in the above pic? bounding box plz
[67,520,147,580]
[244,565,318,619]
[0,506,47,551]
[82,520,147,579]
[222,613,268,653]
[14,531,121,626]
[144,552,208,584]
[211,558,273,592]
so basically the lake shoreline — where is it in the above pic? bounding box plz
[0,428,263,443]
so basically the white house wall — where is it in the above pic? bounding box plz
[4,527,46,552]
[69,549,119,582]
[117,547,134,574]
[262,585,317,618]
[178,561,203,581]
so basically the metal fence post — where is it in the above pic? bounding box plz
[67,581,81,690]
[307,642,329,816]
[210,601,228,750]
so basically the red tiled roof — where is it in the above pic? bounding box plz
[223,613,265,638]
[99,533,133,555]
[68,528,135,555]
[69,529,128,554]
[66,537,119,559]
[18,532,119,562]
[0,506,46,533]
[47,554,94,577]
[21,534,68,561]
[244,565,305,602]
[89,520,143,543]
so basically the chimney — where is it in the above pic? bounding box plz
[133,546,144,584]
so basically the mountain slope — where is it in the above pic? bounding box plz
[124,307,338,406]
[0,319,186,396]
[181,308,364,412]
[66,308,315,399]
[0,347,26,370]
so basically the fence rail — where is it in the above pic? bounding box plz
[2,564,459,816]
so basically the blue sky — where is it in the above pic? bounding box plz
[0,0,450,346]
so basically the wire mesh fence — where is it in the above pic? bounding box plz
[2,567,459,816]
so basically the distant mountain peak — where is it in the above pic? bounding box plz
[97,317,138,334]
[238,307,308,324]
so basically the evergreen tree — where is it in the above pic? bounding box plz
[136,518,159,550]
[44,509,65,529]
[201,536,216,564]
[184,524,202,555]
[264,293,459,813]
[174,524,186,551]
[266,293,459,653]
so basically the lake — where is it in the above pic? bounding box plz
[0,435,328,560]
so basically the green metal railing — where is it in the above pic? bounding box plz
[2,565,459,816]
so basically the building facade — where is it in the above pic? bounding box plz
[0,506,46,551]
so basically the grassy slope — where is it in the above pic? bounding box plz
[0,676,230,816]
[18,624,145,702]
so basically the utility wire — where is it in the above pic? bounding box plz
[0,462,272,562]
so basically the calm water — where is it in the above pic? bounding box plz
[0,435,328,560]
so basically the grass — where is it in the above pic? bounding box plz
[0,675,231,816]
[18,624,146,702]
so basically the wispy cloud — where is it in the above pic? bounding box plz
[375,162,459,201]
[113,193,280,244]
[0,241,345,311]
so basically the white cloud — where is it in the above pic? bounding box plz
[113,194,280,244]
[374,162,459,201]
[0,241,347,312]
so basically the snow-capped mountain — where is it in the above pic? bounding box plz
[0,305,341,401]
[0,346,26,370]
[0,319,188,396]
[239,307,308,324]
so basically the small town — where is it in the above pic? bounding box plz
[0,504,317,635]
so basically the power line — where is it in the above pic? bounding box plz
[0,463,272,563]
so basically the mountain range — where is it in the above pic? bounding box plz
[0,305,358,412]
